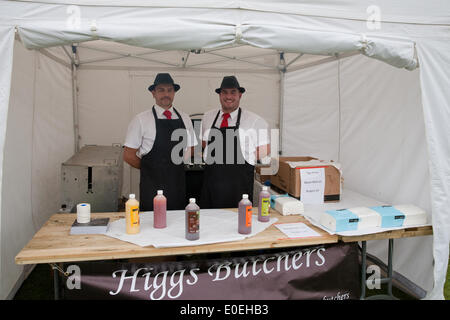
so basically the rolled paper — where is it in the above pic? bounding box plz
[76,203,91,223]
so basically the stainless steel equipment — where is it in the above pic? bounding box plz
[60,145,123,213]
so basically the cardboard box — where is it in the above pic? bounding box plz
[255,165,271,183]
[270,156,340,202]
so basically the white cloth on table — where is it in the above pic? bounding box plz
[105,209,277,248]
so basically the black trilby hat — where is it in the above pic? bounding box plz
[148,73,180,92]
[215,76,245,94]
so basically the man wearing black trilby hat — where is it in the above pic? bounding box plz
[200,76,270,209]
[124,73,197,211]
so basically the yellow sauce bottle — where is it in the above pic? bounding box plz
[125,194,140,234]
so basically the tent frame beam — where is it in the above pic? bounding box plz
[204,51,279,70]
[278,52,286,155]
[286,51,361,73]
[77,45,179,67]
[79,64,280,74]
[38,48,71,69]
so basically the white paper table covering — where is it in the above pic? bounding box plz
[105,209,278,248]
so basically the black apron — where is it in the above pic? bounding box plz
[200,108,254,209]
[139,106,186,211]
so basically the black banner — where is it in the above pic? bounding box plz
[62,242,360,300]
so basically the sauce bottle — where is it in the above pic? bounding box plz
[185,198,200,240]
[258,186,271,222]
[153,190,167,228]
[238,194,252,234]
[125,194,140,234]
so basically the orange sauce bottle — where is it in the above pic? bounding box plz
[126,194,140,234]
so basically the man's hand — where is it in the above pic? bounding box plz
[123,146,141,169]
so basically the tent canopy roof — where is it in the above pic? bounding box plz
[4,0,432,71]
[8,0,450,25]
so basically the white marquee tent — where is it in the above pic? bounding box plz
[0,0,449,299]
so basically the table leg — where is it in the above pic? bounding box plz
[50,264,61,300]
[360,241,367,300]
[364,238,398,300]
[387,238,394,297]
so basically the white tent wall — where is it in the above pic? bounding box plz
[1,38,34,299]
[283,60,340,160]
[0,25,15,300]
[0,0,448,299]
[339,55,433,293]
[0,39,73,299]
[283,53,433,292]
[415,39,450,300]
[76,69,280,197]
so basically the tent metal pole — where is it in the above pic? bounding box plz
[278,52,286,155]
[285,53,304,69]
[279,70,285,155]
[181,51,190,68]
[71,45,80,153]
[61,46,74,64]
[337,55,342,162]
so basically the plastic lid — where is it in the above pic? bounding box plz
[157,190,163,195]
[189,198,196,203]
[129,194,135,199]
[262,186,268,191]
[242,194,248,199]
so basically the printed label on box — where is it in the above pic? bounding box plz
[299,167,325,204]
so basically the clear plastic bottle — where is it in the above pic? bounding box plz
[185,198,200,240]
[258,186,271,222]
[238,194,252,234]
[125,194,140,234]
[153,190,167,228]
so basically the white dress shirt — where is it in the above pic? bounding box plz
[124,104,198,158]
[201,107,270,166]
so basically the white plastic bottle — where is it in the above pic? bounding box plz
[258,186,271,222]
[153,190,167,228]
[185,198,200,240]
[238,194,252,234]
[125,194,140,234]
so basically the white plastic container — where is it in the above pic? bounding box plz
[125,194,140,234]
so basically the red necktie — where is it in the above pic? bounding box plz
[163,110,172,119]
[220,113,230,128]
